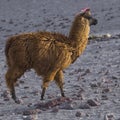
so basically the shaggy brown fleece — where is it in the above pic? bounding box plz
[5,9,97,103]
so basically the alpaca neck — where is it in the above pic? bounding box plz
[69,16,90,47]
[68,16,90,62]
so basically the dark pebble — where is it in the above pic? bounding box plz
[79,103,90,109]
[104,113,114,120]
[31,91,39,96]
[112,76,118,79]
[59,102,74,110]
[51,107,59,113]
[102,88,111,93]
[23,109,40,116]
[75,111,82,117]
[24,86,29,89]
[23,116,31,120]
[81,69,90,76]
[9,19,14,24]
[1,19,6,22]
[19,80,25,84]
[1,90,10,101]
[87,99,100,106]
[77,94,85,100]
[101,95,108,100]
[90,83,98,88]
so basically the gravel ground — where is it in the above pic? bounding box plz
[0,0,120,120]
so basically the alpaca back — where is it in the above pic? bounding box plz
[26,32,72,75]
[5,32,72,76]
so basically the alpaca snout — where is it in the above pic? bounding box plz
[90,18,98,26]
[92,18,98,25]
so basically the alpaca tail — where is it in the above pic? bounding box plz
[5,38,14,66]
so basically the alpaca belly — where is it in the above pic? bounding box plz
[32,58,53,76]
[33,50,72,76]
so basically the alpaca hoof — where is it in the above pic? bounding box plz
[14,98,23,104]
[41,97,44,100]
[62,93,65,97]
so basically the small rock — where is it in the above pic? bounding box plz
[28,103,33,107]
[90,83,98,88]
[104,70,109,75]
[75,111,82,117]
[1,19,6,22]
[22,96,28,99]
[97,82,101,87]
[87,99,100,106]
[112,76,118,79]
[47,95,55,99]
[81,69,91,76]
[102,88,111,93]
[9,19,14,24]
[86,113,90,117]
[15,82,19,86]
[103,33,111,38]
[51,107,59,113]
[15,98,24,104]
[1,90,10,101]
[0,111,4,116]
[79,103,90,109]
[102,78,112,83]
[59,102,74,110]
[23,110,37,116]
[104,113,114,120]
[24,86,29,89]
[31,91,39,96]
[23,116,31,120]
[101,95,108,100]
[19,80,25,84]
[76,93,85,100]
[0,102,4,105]
[86,69,91,73]
[4,98,10,101]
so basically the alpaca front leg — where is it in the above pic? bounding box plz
[41,73,53,100]
[60,86,65,97]
[41,70,59,100]
[41,87,46,100]
[55,70,65,97]
[41,79,50,100]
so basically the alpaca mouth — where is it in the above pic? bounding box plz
[91,18,98,25]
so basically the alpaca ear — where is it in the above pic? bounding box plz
[81,8,90,13]
[76,8,90,16]
[80,8,91,17]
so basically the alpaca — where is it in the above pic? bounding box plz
[5,8,97,103]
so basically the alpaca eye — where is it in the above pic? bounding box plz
[84,16,92,20]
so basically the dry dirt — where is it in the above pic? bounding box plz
[0,0,120,120]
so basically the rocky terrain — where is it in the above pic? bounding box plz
[0,0,120,120]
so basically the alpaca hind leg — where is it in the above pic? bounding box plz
[55,70,65,97]
[41,69,59,100]
[5,68,24,103]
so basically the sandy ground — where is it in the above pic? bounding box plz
[0,0,120,120]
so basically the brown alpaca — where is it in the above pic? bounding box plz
[5,8,97,103]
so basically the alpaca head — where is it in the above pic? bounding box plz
[76,8,98,26]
